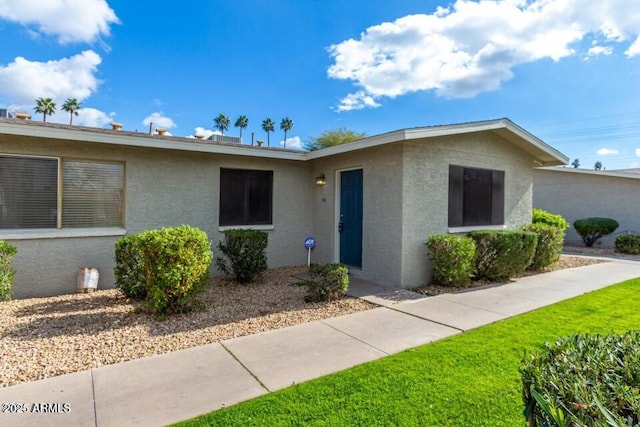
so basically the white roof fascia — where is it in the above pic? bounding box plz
[304,129,406,160]
[501,120,569,165]
[536,166,640,180]
[304,118,568,165]
[0,121,306,161]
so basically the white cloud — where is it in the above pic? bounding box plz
[328,0,640,110]
[142,112,176,129]
[628,37,640,57]
[597,148,619,155]
[74,108,115,127]
[186,127,221,139]
[635,148,640,157]
[0,0,119,44]
[335,91,381,112]
[585,45,614,59]
[0,50,102,106]
[280,136,303,149]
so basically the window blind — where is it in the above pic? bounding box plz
[62,160,124,228]
[0,155,58,229]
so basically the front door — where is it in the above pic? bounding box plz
[339,169,363,268]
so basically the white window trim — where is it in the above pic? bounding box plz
[218,225,274,232]
[448,224,507,234]
[0,227,127,240]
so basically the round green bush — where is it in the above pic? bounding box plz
[615,234,640,255]
[521,332,640,426]
[0,240,17,301]
[216,229,268,283]
[426,235,476,286]
[522,224,564,270]
[468,230,538,281]
[114,225,213,317]
[573,217,619,247]
[532,208,568,230]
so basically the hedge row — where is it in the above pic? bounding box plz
[426,210,569,285]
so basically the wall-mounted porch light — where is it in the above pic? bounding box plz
[315,173,326,186]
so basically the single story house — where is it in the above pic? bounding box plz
[0,117,567,298]
[533,167,640,246]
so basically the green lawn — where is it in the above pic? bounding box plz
[176,278,640,427]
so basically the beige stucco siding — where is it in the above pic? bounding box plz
[309,144,404,286]
[400,132,534,287]
[533,169,640,246]
[0,134,311,298]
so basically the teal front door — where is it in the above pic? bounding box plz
[339,169,363,268]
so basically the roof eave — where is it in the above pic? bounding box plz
[0,120,307,161]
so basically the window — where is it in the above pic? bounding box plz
[219,168,273,226]
[448,165,504,227]
[62,160,124,228]
[0,155,58,229]
[0,154,124,230]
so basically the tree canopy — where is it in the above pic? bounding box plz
[305,128,367,151]
[61,98,82,125]
[34,97,57,122]
[214,113,230,135]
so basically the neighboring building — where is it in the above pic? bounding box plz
[0,109,15,119]
[0,117,567,298]
[533,167,640,246]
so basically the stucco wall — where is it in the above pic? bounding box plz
[533,168,640,246]
[309,144,404,286]
[0,134,311,298]
[401,132,535,287]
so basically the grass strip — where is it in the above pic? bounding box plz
[176,278,640,426]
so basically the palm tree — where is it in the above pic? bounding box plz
[213,113,230,135]
[34,97,57,122]
[234,115,248,142]
[261,118,275,147]
[61,98,82,125]
[280,117,294,148]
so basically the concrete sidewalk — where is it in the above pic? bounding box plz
[2,261,639,427]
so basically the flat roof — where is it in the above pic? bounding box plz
[535,166,640,180]
[0,117,568,166]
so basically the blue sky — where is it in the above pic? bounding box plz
[1,0,639,169]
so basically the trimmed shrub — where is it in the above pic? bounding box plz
[216,229,268,283]
[615,234,640,255]
[573,217,619,247]
[468,230,537,281]
[0,240,17,301]
[532,208,569,230]
[114,234,147,300]
[522,224,565,270]
[425,235,476,286]
[303,263,349,302]
[521,332,640,426]
[114,225,213,318]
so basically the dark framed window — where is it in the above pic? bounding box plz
[0,154,125,230]
[448,165,504,227]
[219,168,273,226]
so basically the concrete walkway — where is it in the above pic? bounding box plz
[2,261,640,427]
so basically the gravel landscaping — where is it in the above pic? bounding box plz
[0,254,621,388]
[0,266,374,388]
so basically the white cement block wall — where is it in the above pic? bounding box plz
[533,168,640,246]
[0,134,312,298]
[309,144,404,286]
[401,132,535,287]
